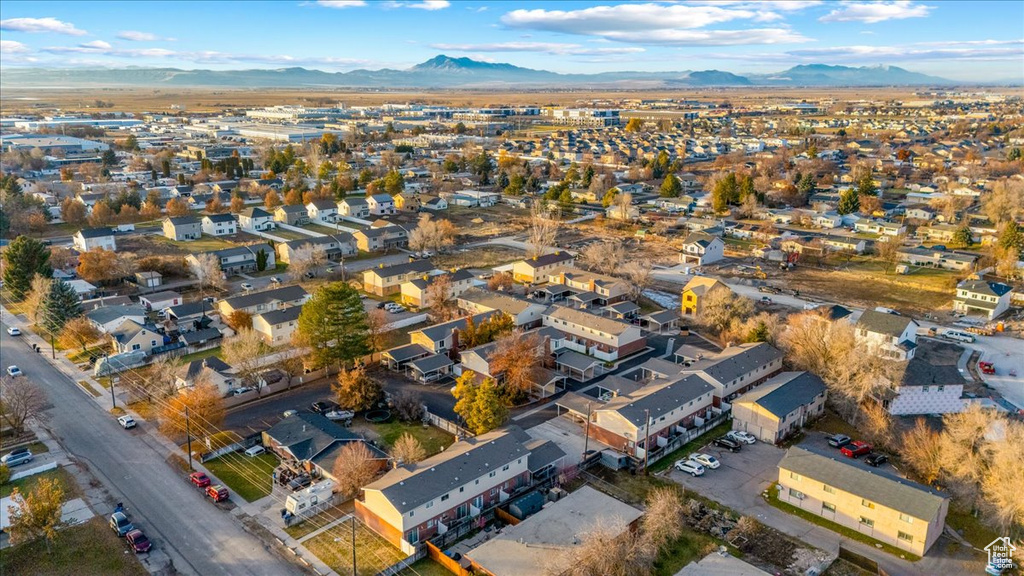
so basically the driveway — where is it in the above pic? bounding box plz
[974,333,1024,411]
[666,439,784,511]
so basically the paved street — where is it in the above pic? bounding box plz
[0,320,304,576]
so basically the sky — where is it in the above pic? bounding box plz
[1,1,1022,82]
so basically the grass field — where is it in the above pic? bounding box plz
[202,452,279,502]
[302,518,408,576]
[0,516,147,576]
[150,235,239,252]
[356,420,454,457]
[433,245,523,269]
[177,346,223,363]
[1,465,80,500]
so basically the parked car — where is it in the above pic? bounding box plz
[288,475,312,491]
[240,282,253,291]
[270,276,282,284]
[713,437,742,452]
[244,445,265,458]
[206,484,229,502]
[376,301,387,309]
[841,441,872,458]
[303,271,316,279]
[110,512,134,536]
[125,529,152,554]
[117,415,137,429]
[1,448,33,467]
[229,386,254,396]
[6,326,21,336]
[688,453,720,469]
[311,400,340,414]
[979,362,996,375]
[759,296,773,305]
[727,431,757,445]
[325,409,355,424]
[674,459,705,477]
[282,409,298,418]
[6,365,23,377]
[189,472,211,488]
[864,453,889,467]
[826,433,851,448]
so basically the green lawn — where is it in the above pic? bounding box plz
[766,482,921,561]
[202,451,279,502]
[652,527,719,576]
[151,235,239,252]
[648,421,733,473]
[397,558,451,576]
[946,509,1000,549]
[359,420,454,457]
[0,516,147,576]
[272,227,318,241]
[177,346,223,363]
[302,518,408,576]
[1,465,80,500]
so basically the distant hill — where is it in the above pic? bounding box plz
[1,55,972,89]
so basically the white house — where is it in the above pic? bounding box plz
[306,200,338,223]
[338,197,370,218]
[679,232,725,266]
[855,310,919,361]
[73,228,116,252]
[952,279,1013,320]
[237,207,275,231]
[367,193,396,216]
[202,214,238,236]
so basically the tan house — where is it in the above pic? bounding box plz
[511,252,574,284]
[731,372,827,444]
[362,259,436,296]
[680,276,731,316]
[542,305,646,362]
[777,446,949,556]
[399,269,475,308]
[546,269,630,306]
[457,287,548,329]
[217,285,309,318]
[252,305,302,345]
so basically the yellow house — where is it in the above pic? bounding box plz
[680,276,730,316]
[393,193,421,212]
[777,446,948,556]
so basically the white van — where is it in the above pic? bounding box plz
[244,445,266,457]
[943,329,976,343]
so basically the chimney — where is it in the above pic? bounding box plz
[451,328,460,353]
[665,337,675,358]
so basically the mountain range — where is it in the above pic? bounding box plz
[0,55,976,89]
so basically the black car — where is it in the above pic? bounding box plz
[288,474,312,491]
[827,434,852,448]
[310,400,340,414]
[713,437,741,452]
[376,302,387,309]
[864,453,889,467]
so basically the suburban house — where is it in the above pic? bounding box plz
[73,227,116,252]
[777,445,949,556]
[163,216,202,241]
[542,305,645,362]
[306,199,338,223]
[355,426,564,555]
[897,246,978,272]
[276,234,357,264]
[393,193,421,212]
[731,371,827,444]
[679,232,725,266]
[822,235,867,254]
[918,224,958,244]
[263,412,387,485]
[878,340,966,416]
[138,290,182,312]
[362,259,436,296]
[202,213,238,236]
[110,320,164,354]
[855,310,919,361]
[274,205,310,226]
[252,305,303,346]
[338,197,370,218]
[546,269,630,307]
[399,269,476,308]
[511,252,575,284]
[407,312,497,355]
[135,271,163,289]
[679,342,785,404]
[186,245,275,276]
[457,287,547,329]
[855,219,907,237]
[175,357,237,396]
[463,486,642,576]
[680,276,731,316]
[217,285,310,317]
[85,304,147,334]
[237,207,276,232]
[367,193,396,215]
[354,225,408,252]
[952,278,1013,320]
[421,196,448,211]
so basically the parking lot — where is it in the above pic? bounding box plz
[664,438,784,510]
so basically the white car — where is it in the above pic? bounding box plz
[6,326,21,336]
[688,452,720,469]
[6,365,23,377]
[117,415,137,429]
[240,282,254,291]
[674,459,705,477]
[727,430,757,445]
[244,445,266,457]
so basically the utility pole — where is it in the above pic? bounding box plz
[642,408,651,475]
[583,402,592,462]
[185,406,194,472]
[110,376,117,410]
[351,518,357,576]
[50,332,56,359]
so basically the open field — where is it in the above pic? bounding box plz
[351,419,454,457]
[1,465,80,499]
[433,245,523,270]
[203,451,279,502]
[302,518,408,576]
[0,516,148,576]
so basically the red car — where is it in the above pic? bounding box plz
[189,472,211,488]
[206,484,229,503]
[125,529,152,553]
[841,441,872,458]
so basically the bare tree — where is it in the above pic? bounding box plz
[408,214,456,254]
[135,355,183,403]
[900,418,943,485]
[489,331,544,401]
[222,328,266,393]
[697,289,754,335]
[365,308,389,363]
[0,376,45,434]
[189,253,226,292]
[24,275,53,324]
[622,259,653,300]
[940,404,1002,485]
[642,487,684,553]
[525,205,558,259]
[980,420,1024,532]
[332,441,381,499]
[486,271,514,292]
[391,432,426,464]
[874,233,907,274]
[425,274,458,321]
[579,241,626,275]
[391,391,425,422]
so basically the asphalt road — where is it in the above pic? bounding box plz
[0,324,304,576]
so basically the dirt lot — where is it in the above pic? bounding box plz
[446,204,529,240]
[434,245,523,269]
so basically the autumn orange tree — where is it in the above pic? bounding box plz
[332,442,381,499]
[159,379,226,439]
[165,197,191,217]
[58,316,102,353]
[6,477,68,553]
[489,330,544,403]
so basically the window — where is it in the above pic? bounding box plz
[823,485,835,494]
[899,513,913,524]
[861,499,875,509]
[822,502,836,513]
[440,494,449,502]
[459,487,464,493]
[425,501,433,509]
[502,464,510,472]
[789,488,805,500]
[898,531,914,543]
[859,517,874,527]
[489,471,496,478]
[427,520,435,529]
[789,472,801,481]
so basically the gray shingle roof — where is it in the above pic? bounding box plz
[221,285,308,311]
[367,259,434,279]
[856,310,917,338]
[408,353,454,374]
[957,279,1012,297]
[256,305,302,326]
[179,328,223,346]
[77,227,115,238]
[685,343,783,386]
[519,252,573,270]
[264,412,362,462]
[86,304,147,325]
[413,311,496,343]
[602,374,714,427]
[735,371,826,418]
[779,445,946,521]
[183,356,232,380]
[459,287,538,316]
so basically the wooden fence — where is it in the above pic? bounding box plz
[424,541,473,576]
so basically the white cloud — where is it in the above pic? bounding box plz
[500,3,811,46]
[431,41,645,56]
[702,40,1024,63]
[316,0,367,8]
[1,40,31,53]
[0,17,86,36]
[688,1,822,10]
[116,30,174,42]
[383,0,450,9]
[820,1,932,24]
[82,40,112,50]
[36,42,381,70]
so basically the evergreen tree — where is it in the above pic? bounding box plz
[296,282,369,368]
[255,248,269,272]
[998,220,1023,252]
[2,236,52,300]
[40,280,82,335]
[837,188,860,215]
[101,149,118,167]
[952,225,974,248]
[739,174,757,201]
[659,174,682,198]
[797,173,816,200]
[856,172,878,197]
[712,173,739,212]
